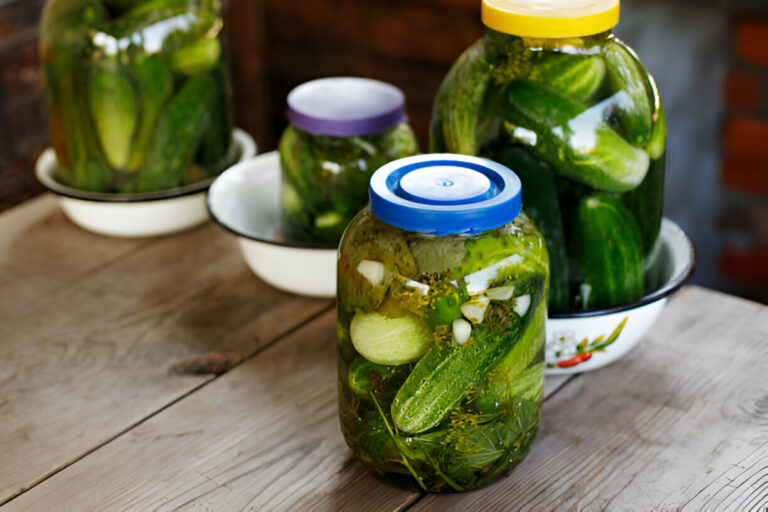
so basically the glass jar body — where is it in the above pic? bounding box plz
[279,123,418,245]
[40,0,237,194]
[431,29,665,314]
[337,207,548,492]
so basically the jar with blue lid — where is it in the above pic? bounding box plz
[279,77,419,244]
[337,154,549,492]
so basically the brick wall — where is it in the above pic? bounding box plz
[719,16,768,303]
[0,0,47,212]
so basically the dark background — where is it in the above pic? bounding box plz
[0,0,766,303]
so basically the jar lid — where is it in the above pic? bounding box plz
[481,0,619,39]
[286,77,407,137]
[369,154,522,236]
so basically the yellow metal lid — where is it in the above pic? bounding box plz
[481,0,620,38]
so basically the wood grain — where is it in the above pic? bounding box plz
[410,287,768,511]
[2,311,419,512]
[0,195,147,321]
[3,315,572,511]
[0,196,332,505]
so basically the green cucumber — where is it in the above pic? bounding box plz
[569,194,644,310]
[488,299,546,382]
[391,273,545,434]
[197,64,236,175]
[430,39,494,154]
[602,41,653,148]
[528,53,606,102]
[350,311,431,366]
[43,51,112,191]
[170,37,222,75]
[495,147,569,312]
[128,74,213,192]
[646,102,666,160]
[620,155,665,256]
[87,65,137,169]
[126,53,174,172]
[503,80,650,193]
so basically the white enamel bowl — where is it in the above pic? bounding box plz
[35,129,257,238]
[545,218,695,375]
[207,151,337,298]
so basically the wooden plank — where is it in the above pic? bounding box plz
[0,213,332,504]
[2,310,576,511]
[0,194,148,323]
[2,311,420,511]
[409,286,768,510]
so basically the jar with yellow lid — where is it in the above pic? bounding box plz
[431,0,665,315]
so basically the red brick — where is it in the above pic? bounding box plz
[721,156,768,197]
[725,71,760,111]
[719,246,768,284]
[723,117,768,159]
[735,20,768,67]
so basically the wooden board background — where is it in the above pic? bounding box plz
[0,196,333,505]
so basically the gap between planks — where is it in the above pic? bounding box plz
[0,302,335,508]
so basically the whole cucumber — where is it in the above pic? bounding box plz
[602,40,653,148]
[126,53,174,172]
[528,53,606,102]
[569,194,644,310]
[197,63,236,175]
[503,80,650,193]
[87,64,138,170]
[128,74,213,192]
[391,273,545,434]
[430,39,495,154]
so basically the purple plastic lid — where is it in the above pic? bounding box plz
[287,77,407,137]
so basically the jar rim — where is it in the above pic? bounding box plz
[369,154,523,236]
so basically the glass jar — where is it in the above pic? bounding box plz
[337,154,549,492]
[279,77,419,245]
[431,0,665,314]
[40,0,237,194]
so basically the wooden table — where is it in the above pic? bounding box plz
[1,194,766,511]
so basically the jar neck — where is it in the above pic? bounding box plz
[484,28,613,52]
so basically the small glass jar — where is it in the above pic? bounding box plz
[431,0,665,313]
[40,0,237,194]
[337,154,549,492]
[279,77,419,245]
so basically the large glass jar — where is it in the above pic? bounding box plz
[279,77,419,245]
[40,0,237,194]
[337,154,549,492]
[431,0,665,314]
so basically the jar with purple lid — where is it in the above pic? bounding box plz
[279,77,419,244]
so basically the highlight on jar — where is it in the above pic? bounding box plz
[430,0,693,372]
[337,154,549,492]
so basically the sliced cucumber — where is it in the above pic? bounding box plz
[350,311,431,366]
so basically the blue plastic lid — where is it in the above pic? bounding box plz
[287,77,407,137]
[369,154,523,236]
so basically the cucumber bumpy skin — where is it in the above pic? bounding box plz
[569,194,644,310]
[430,39,495,155]
[503,80,650,193]
[391,273,545,434]
[127,74,213,192]
[602,40,653,148]
[528,53,606,103]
